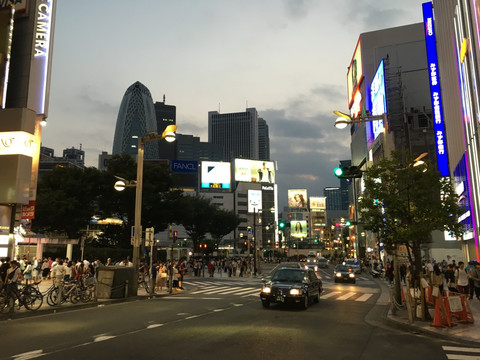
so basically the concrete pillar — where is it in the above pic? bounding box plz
[66,243,73,261]
[36,241,43,261]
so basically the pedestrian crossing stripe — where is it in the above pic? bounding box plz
[442,346,480,360]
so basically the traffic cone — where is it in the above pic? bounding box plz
[432,298,445,327]
[426,287,434,306]
[442,296,453,327]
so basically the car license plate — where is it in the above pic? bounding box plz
[276,296,284,302]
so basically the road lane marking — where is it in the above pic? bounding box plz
[443,347,480,353]
[355,294,373,302]
[191,287,230,294]
[147,324,164,329]
[93,335,116,342]
[12,350,44,360]
[337,292,356,300]
[446,355,480,360]
[322,291,340,299]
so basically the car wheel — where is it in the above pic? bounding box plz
[261,300,270,308]
[301,295,309,310]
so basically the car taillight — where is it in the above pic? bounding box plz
[348,269,353,273]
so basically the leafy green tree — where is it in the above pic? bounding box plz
[358,151,463,318]
[208,207,241,246]
[33,166,101,238]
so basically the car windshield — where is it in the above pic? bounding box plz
[272,270,306,282]
[345,260,358,265]
[318,259,327,262]
[335,265,352,272]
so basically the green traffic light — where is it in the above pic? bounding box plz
[345,221,351,226]
[279,221,285,229]
[334,167,344,177]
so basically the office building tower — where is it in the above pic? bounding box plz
[63,146,85,167]
[176,134,223,162]
[339,160,351,210]
[258,118,270,161]
[208,107,259,161]
[154,97,176,161]
[112,81,158,160]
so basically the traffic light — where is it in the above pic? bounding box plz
[173,230,178,241]
[279,221,285,229]
[345,221,351,227]
[333,166,362,178]
[314,238,318,243]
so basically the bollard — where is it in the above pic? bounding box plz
[56,281,63,307]
[124,280,129,298]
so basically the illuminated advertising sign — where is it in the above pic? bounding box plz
[288,189,307,208]
[200,161,231,189]
[347,37,363,108]
[291,220,307,238]
[310,197,326,211]
[453,154,473,236]
[234,159,275,183]
[248,190,262,213]
[0,6,13,108]
[423,2,449,177]
[370,60,386,140]
[0,131,36,157]
[171,160,198,173]
[27,0,56,116]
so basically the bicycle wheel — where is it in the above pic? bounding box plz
[0,293,12,313]
[47,288,66,305]
[81,285,95,303]
[143,281,150,294]
[70,287,81,304]
[23,288,43,311]
[46,288,57,306]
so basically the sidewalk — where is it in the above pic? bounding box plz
[381,280,480,344]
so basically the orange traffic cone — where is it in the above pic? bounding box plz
[432,298,445,327]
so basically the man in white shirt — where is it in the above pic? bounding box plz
[455,261,470,296]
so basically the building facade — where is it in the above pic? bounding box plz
[112,81,159,160]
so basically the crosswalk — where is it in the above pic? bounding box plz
[183,280,376,302]
[443,345,480,359]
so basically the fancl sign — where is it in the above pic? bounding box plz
[171,160,198,173]
[27,0,56,116]
[423,2,449,177]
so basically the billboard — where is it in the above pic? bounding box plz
[347,37,363,108]
[422,2,449,177]
[288,189,307,208]
[370,59,386,141]
[171,160,198,173]
[248,190,262,213]
[200,161,231,189]
[291,220,307,238]
[310,197,326,211]
[234,159,275,183]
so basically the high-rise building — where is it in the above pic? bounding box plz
[208,108,260,161]
[112,81,158,160]
[63,146,85,168]
[176,134,222,162]
[258,118,270,161]
[154,97,176,161]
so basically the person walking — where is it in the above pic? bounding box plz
[455,261,470,296]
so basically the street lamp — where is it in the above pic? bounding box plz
[333,110,387,129]
[133,125,177,271]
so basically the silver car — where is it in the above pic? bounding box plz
[344,259,362,274]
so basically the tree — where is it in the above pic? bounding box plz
[358,151,464,319]
[208,207,241,247]
[33,166,101,238]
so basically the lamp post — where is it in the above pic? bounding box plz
[115,125,177,281]
[133,125,177,271]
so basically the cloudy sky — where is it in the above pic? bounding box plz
[44,0,427,209]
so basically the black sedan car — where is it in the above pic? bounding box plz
[260,268,322,309]
[334,264,356,284]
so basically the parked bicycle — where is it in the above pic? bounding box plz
[0,282,43,313]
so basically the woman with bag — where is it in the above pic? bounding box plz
[156,262,167,292]
[23,261,33,285]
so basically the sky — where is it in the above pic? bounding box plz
[43,0,428,209]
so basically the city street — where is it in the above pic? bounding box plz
[1,268,478,360]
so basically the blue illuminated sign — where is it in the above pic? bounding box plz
[422,2,449,177]
[370,60,386,140]
[171,160,198,173]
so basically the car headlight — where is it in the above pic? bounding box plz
[335,272,342,277]
[305,265,308,269]
[290,288,301,295]
[314,266,318,272]
[262,287,271,294]
[349,273,355,278]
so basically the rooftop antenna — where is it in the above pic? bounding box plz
[80,143,82,150]
[163,94,166,103]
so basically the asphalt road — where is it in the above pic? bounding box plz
[0,268,478,360]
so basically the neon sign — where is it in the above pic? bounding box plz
[370,60,386,140]
[423,2,449,177]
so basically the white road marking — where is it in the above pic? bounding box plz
[93,335,116,342]
[443,347,480,353]
[337,292,356,300]
[147,324,164,329]
[12,350,44,360]
[191,287,230,294]
[322,291,340,299]
[355,293,373,302]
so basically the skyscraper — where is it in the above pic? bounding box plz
[112,81,158,159]
[208,107,259,161]
[258,118,270,161]
[154,97,176,161]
